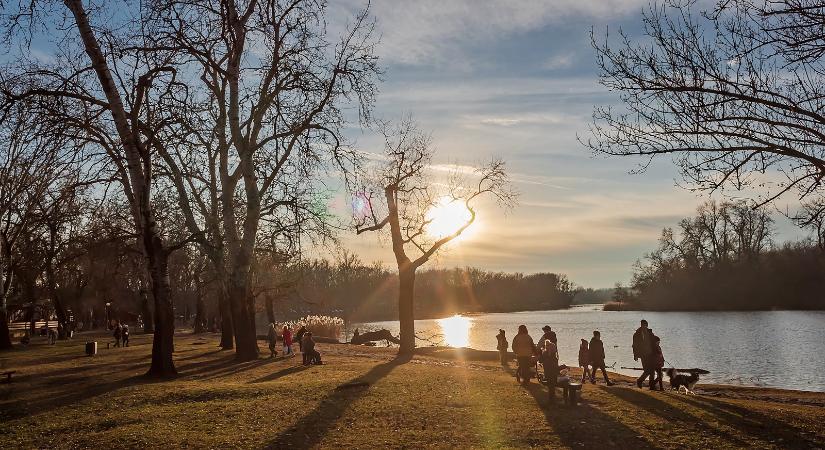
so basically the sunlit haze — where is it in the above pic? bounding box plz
[329,0,809,287]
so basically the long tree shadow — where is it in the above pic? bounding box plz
[668,393,823,448]
[501,364,654,448]
[0,374,150,422]
[603,387,750,447]
[250,364,310,383]
[266,355,411,449]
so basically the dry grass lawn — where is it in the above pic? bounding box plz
[1,331,824,449]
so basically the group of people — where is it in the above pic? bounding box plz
[267,323,323,365]
[112,321,130,347]
[498,325,615,389]
[632,319,666,390]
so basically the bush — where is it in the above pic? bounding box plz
[282,315,344,339]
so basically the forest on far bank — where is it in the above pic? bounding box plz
[611,200,825,311]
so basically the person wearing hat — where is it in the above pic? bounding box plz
[537,325,557,351]
[495,329,509,365]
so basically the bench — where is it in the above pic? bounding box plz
[1,370,16,384]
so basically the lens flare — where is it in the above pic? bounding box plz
[437,314,472,347]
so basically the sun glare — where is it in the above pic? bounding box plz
[437,314,472,348]
[425,197,476,240]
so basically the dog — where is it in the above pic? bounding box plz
[666,368,699,394]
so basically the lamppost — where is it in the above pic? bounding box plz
[105,302,112,329]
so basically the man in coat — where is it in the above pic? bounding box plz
[632,319,655,389]
[589,330,614,385]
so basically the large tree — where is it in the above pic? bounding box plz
[355,120,516,354]
[1,1,187,376]
[586,0,825,211]
[143,0,380,360]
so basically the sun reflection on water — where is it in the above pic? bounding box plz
[437,314,472,347]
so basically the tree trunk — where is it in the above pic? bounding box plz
[228,269,258,361]
[146,240,177,378]
[193,295,206,334]
[265,293,275,325]
[141,289,154,333]
[218,289,234,349]
[0,309,11,349]
[398,268,416,354]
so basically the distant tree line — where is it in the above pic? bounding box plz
[620,201,825,311]
[274,254,577,322]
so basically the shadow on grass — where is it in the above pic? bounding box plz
[500,364,653,448]
[0,374,150,422]
[267,354,411,448]
[669,393,822,448]
[250,364,310,383]
[603,387,750,447]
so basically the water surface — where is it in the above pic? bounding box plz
[357,306,825,392]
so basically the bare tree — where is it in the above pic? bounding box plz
[355,120,516,354]
[0,102,71,348]
[143,0,380,360]
[586,0,825,209]
[1,1,189,377]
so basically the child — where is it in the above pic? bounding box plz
[578,339,593,383]
[652,334,665,391]
[282,326,293,356]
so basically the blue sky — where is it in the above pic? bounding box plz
[328,0,808,287]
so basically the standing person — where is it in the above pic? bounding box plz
[113,321,122,348]
[578,339,592,383]
[267,323,278,358]
[282,326,293,356]
[589,331,614,385]
[632,319,655,389]
[651,332,665,391]
[541,339,560,400]
[511,325,537,384]
[121,324,130,347]
[496,329,509,365]
[295,325,307,352]
[537,325,557,349]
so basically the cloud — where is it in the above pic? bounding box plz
[333,0,649,65]
[542,53,575,71]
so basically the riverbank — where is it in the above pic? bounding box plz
[2,332,824,448]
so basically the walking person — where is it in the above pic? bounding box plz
[511,325,537,384]
[121,324,130,347]
[632,319,656,389]
[113,321,122,348]
[578,339,593,383]
[589,331,614,385]
[651,332,665,391]
[496,329,509,365]
[282,326,293,356]
[267,323,278,358]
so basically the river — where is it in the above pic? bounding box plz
[355,305,825,392]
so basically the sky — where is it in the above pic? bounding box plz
[323,0,809,288]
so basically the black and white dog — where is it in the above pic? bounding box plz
[666,368,699,394]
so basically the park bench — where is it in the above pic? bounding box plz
[1,370,16,384]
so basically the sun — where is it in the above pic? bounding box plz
[425,196,476,240]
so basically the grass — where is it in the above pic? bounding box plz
[1,331,824,449]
